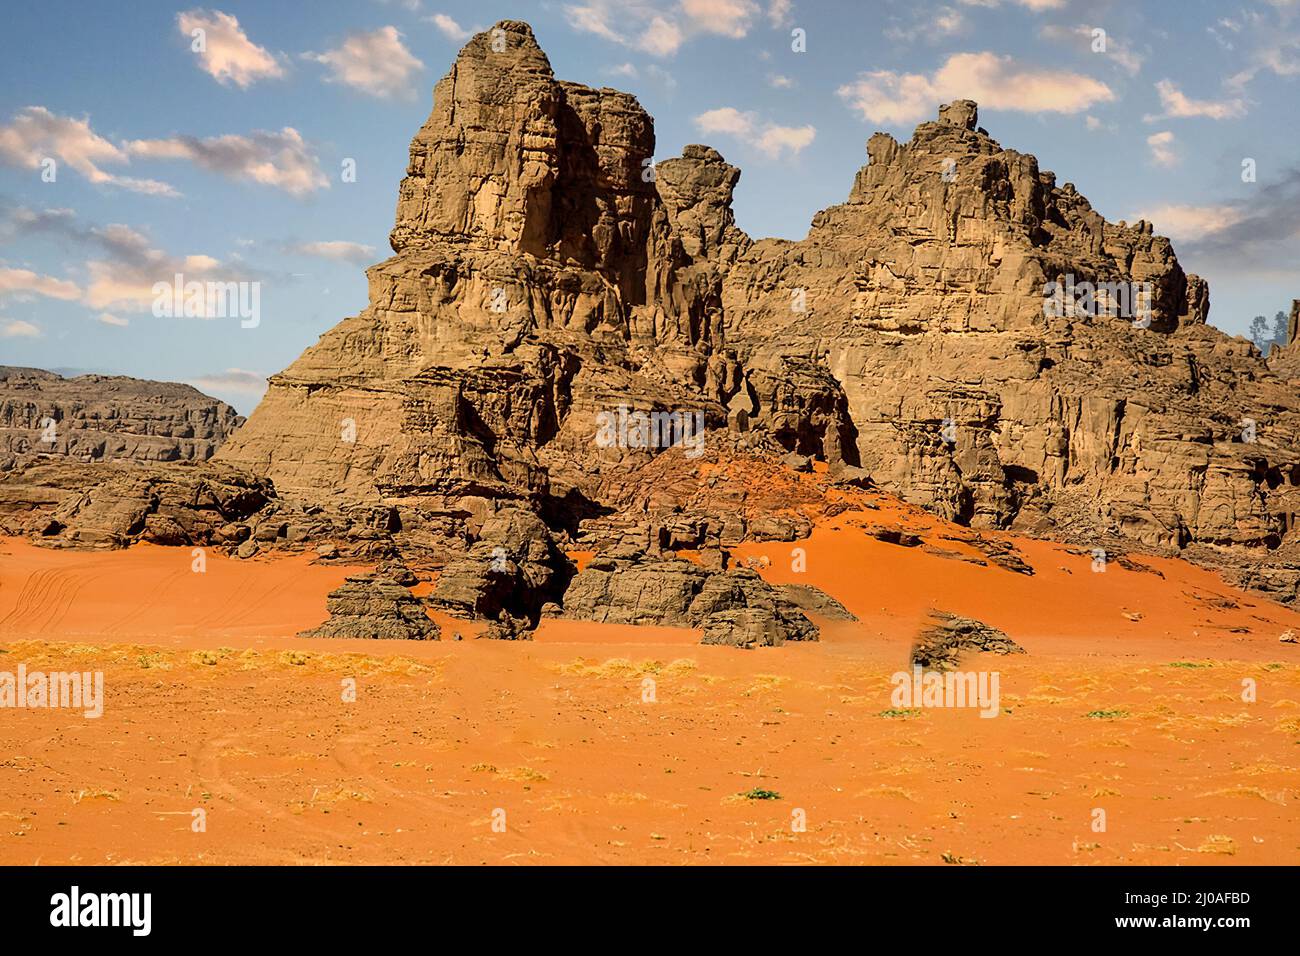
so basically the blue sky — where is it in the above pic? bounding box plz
[1,0,1298,412]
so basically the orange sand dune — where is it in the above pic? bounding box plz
[732,501,1300,662]
[1,507,1298,866]
[0,541,364,647]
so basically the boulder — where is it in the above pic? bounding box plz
[911,611,1025,669]
[300,573,439,640]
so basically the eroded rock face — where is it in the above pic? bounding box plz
[778,583,857,621]
[300,573,439,640]
[425,506,572,624]
[561,554,819,644]
[210,20,1300,611]
[911,611,1025,669]
[722,102,1300,556]
[214,20,838,528]
[0,367,242,468]
[0,460,271,549]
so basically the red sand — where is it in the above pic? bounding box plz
[1,507,1298,865]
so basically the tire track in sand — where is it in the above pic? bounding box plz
[192,736,344,845]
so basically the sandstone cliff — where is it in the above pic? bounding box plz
[723,98,1298,558]
[0,366,242,468]
[198,20,1300,610]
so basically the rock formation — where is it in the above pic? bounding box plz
[8,19,1298,634]
[723,99,1300,557]
[911,611,1026,669]
[209,21,1300,619]
[778,583,857,621]
[562,553,819,644]
[300,573,439,640]
[214,20,837,532]
[0,367,242,469]
[425,506,571,624]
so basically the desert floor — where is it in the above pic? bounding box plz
[1,497,1298,865]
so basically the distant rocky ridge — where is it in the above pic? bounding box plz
[0,366,242,468]
[6,20,1300,639]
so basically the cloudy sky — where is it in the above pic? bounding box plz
[1,0,1298,412]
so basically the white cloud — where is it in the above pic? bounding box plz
[0,266,81,301]
[1129,203,1246,241]
[125,127,327,197]
[1038,24,1144,76]
[0,107,177,196]
[564,0,760,57]
[694,107,815,158]
[1,319,41,338]
[638,16,683,56]
[958,0,1066,9]
[767,73,794,88]
[96,312,129,327]
[1220,6,1300,92]
[58,222,238,316]
[176,9,284,88]
[565,3,625,43]
[767,0,794,27]
[837,51,1114,125]
[1145,79,1248,121]
[754,124,816,156]
[0,205,248,318]
[288,240,376,263]
[887,7,967,43]
[680,0,759,38]
[305,26,424,98]
[188,368,267,395]
[83,253,229,314]
[428,13,472,42]
[1146,130,1178,167]
[1084,114,1116,132]
[696,107,757,138]
[934,7,968,35]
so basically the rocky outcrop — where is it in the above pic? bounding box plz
[560,553,818,644]
[424,506,572,624]
[778,583,857,621]
[189,20,1300,612]
[214,20,833,528]
[911,611,1026,669]
[0,460,271,549]
[0,367,242,469]
[723,102,1300,564]
[1266,299,1300,380]
[481,611,532,641]
[300,573,439,640]
[0,458,409,562]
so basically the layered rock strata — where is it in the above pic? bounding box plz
[1,367,242,468]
